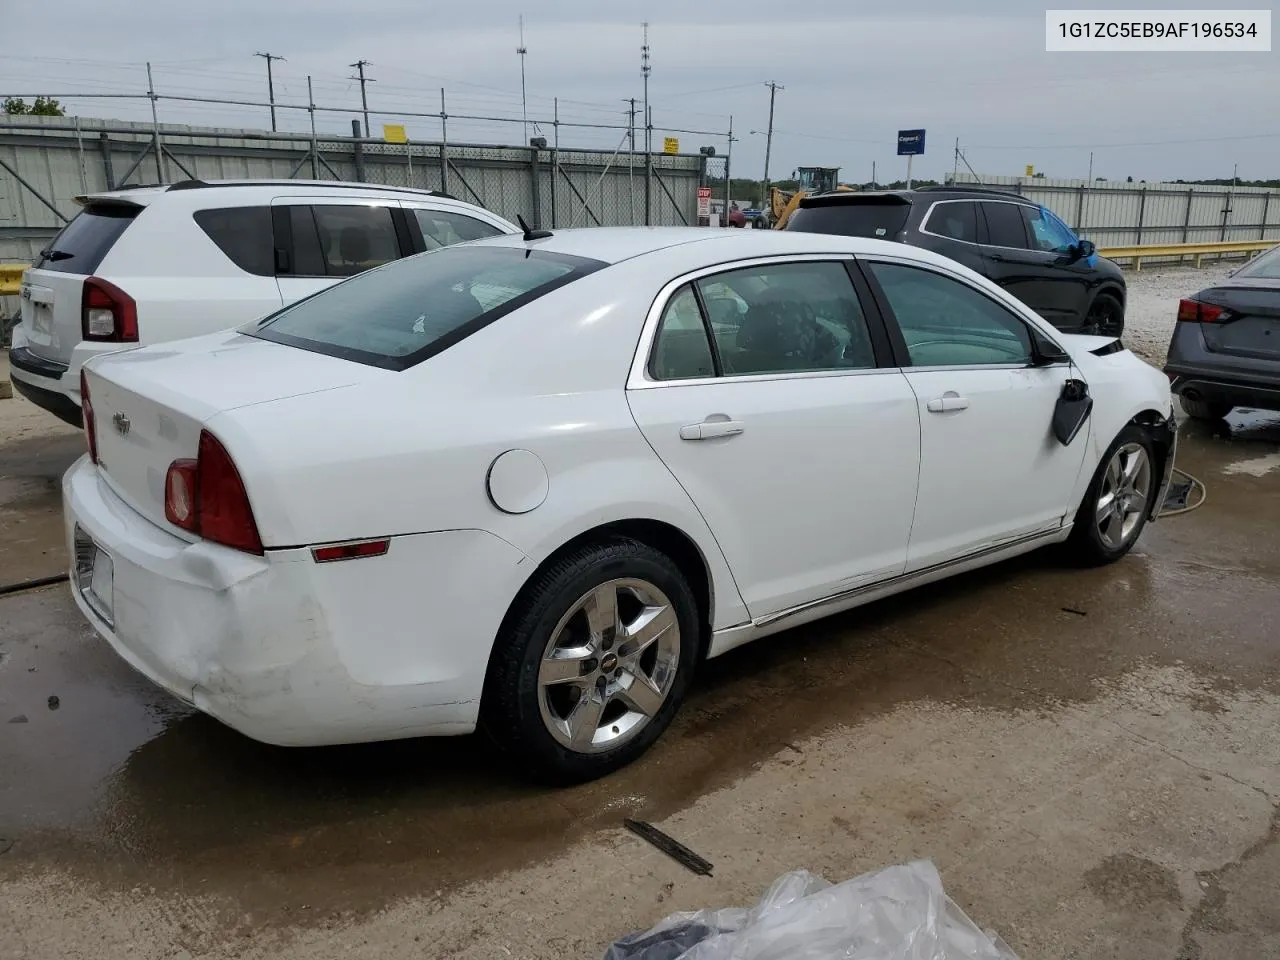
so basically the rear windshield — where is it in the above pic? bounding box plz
[1234,244,1280,280]
[35,203,140,273]
[250,245,605,370]
[786,200,911,240]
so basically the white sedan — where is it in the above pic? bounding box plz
[64,227,1176,781]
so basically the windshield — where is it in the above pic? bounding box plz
[1234,244,1280,280]
[251,245,605,370]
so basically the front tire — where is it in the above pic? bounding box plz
[1085,292,1125,338]
[1066,424,1157,566]
[1179,396,1232,421]
[481,537,699,783]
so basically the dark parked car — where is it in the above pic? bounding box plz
[785,186,1127,335]
[1164,244,1280,420]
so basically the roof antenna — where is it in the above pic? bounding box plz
[516,213,553,241]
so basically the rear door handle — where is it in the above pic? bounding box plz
[680,419,745,440]
[926,394,970,413]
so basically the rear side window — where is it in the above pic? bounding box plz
[35,203,139,274]
[413,209,504,249]
[251,246,604,370]
[786,200,910,239]
[924,201,978,242]
[981,202,1029,249]
[193,206,273,276]
[649,285,715,380]
[312,205,402,276]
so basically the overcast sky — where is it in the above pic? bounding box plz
[3,0,1277,184]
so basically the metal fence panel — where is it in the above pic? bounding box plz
[0,116,704,262]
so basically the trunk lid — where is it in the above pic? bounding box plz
[85,332,385,532]
[1196,281,1280,363]
[22,198,145,365]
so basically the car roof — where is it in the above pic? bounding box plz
[798,187,1031,208]
[74,179,470,209]
[471,226,960,268]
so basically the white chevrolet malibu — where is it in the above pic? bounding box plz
[65,227,1176,781]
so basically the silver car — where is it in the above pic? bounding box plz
[1165,244,1280,419]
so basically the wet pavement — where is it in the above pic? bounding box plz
[1,403,1278,959]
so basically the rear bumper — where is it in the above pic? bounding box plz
[64,456,531,746]
[1167,372,1280,413]
[8,346,82,427]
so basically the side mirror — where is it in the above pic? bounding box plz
[1076,239,1096,260]
[1032,332,1070,365]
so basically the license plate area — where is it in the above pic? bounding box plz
[74,526,115,627]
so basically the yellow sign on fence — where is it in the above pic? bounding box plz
[1025,164,1035,176]
[663,137,679,155]
[383,124,408,144]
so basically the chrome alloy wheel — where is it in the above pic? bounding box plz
[1096,442,1152,550]
[537,578,681,754]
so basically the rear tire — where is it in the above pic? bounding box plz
[1066,424,1157,566]
[481,537,699,784]
[1179,396,1232,421]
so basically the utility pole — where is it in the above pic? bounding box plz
[871,161,876,189]
[624,97,638,223]
[642,22,652,225]
[255,52,285,132]
[349,59,374,138]
[760,81,782,210]
[952,137,960,184]
[517,16,529,144]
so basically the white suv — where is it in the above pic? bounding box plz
[9,179,518,425]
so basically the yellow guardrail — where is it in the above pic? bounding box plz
[0,263,28,297]
[1098,240,1275,271]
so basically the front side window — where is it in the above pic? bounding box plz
[869,262,1032,367]
[251,246,603,370]
[981,202,1029,249]
[413,209,504,250]
[1023,206,1077,254]
[1233,244,1280,280]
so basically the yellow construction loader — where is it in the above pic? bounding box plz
[759,167,855,230]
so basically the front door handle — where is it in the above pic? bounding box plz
[680,418,745,440]
[926,394,970,413]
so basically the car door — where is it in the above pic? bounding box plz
[270,198,412,306]
[862,257,1090,573]
[626,257,922,619]
[977,200,1081,328]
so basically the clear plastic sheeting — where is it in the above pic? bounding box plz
[601,860,1019,960]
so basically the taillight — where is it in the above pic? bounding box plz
[163,431,263,554]
[81,277,138,342]
[1177,298,1225,323]
[80,369,98,463]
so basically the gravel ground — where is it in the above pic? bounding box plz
[1120,262,1235,365]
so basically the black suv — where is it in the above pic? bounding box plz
[786,187,1127,335]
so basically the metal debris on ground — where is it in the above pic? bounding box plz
[601,861,1019,960]
[1061,607,1088,617]
[47,695,59,710]
[8,715,28,724]
[624,819,714,877]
